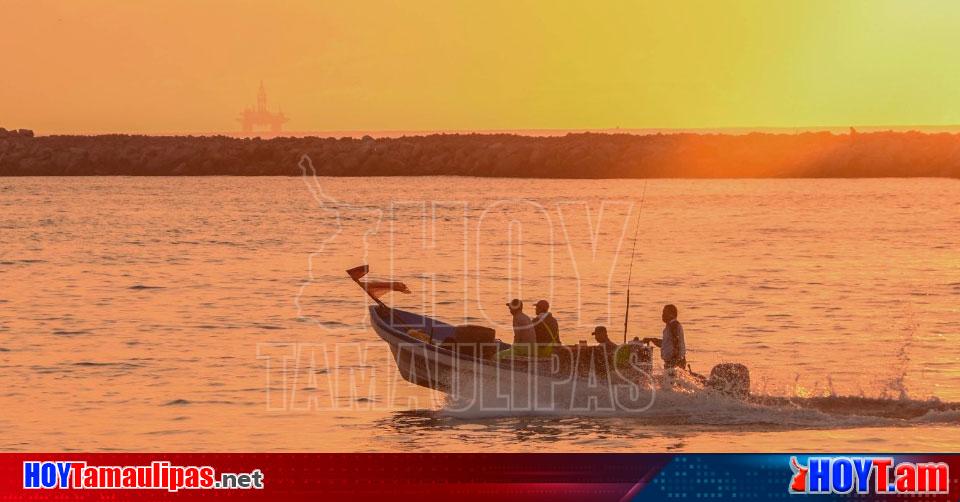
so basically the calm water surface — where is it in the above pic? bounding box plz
[1,177,958,451]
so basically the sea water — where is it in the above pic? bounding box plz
[1,176,958,451]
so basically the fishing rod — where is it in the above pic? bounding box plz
[623,180,648,343]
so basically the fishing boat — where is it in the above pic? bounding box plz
[348,265,750,412]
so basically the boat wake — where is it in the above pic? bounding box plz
[438,376,960,430]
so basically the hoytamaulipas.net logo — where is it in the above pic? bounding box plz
[23,460,264,492]
[789,456,949,495]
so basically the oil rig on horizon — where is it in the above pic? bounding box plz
[238,82,288,134]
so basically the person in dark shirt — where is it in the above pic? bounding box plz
[532,299,560,356]
[591,325,628,369]
[591,325,616,350]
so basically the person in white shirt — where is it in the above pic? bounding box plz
[497,298,537,359]
[642,304,686,370]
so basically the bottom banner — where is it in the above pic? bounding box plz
[2,454,958,501]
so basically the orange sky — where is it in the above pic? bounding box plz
[4,0,960,134]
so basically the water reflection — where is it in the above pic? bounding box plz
[379,409,663,450]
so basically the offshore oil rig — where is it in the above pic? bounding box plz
[238,82,288,134]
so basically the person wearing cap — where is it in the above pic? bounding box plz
[532,300,561,356]
[591,326,616,351]
[592,325,629,368]
[497,299,537,359]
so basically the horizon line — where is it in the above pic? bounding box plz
[19,123,960,138]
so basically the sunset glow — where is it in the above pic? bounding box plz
[4,0,960,134]
[3,0,960,482]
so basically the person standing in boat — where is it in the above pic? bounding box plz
[642,304,686,370]
[532,300,560,356]
[497,299,537,359]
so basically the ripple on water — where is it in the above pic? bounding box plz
[316,320,350,328]
[30,365,75,375]
[162,399,249,407]
[143,429,199,436]
[72,361,145,371]
[52,329,91,336]
[0,259,46,265]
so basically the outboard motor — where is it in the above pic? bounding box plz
[706,363,751,397]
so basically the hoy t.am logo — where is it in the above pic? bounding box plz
[789,456,949,495]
